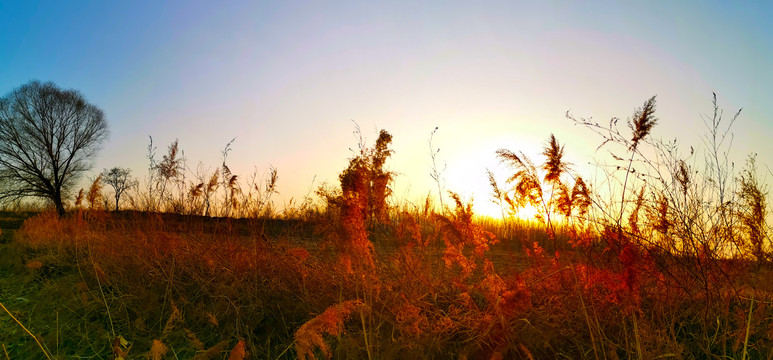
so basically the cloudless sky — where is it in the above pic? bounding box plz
[1,1,771,216]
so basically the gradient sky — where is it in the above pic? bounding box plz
[1,1,771,216]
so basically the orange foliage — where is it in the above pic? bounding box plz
[228,339,246,360]
[149,339,168,360]
[25,261,43,270]
[294,299,367,360]
[287,246,310,262]
[17,211,85,247]
[435,192,498,280]
[394,300,428,337]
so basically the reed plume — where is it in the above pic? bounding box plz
[496,135,584,250]
[148,340,168,360]
[157,140,183,180]
[188,182,203,199]
[618,96,658,224]
[74,188,84,208]
[495,149,542,210]
[294,299,366,360]
[228,339,246,360]
[542,134,570,184]
[434,192,497,279]
[571,177,592,218]
[737,155,768,262]
[487,168,506,219]
[204,170,219,216]
[629,96,658,151]
[86,174,103,210]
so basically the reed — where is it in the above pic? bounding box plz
[0,97,770,358]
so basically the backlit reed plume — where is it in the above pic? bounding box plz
[619,96,658,224]
[542,134,570,184]
[629,96,657,151]
[86,174,103,210]
[495,149,542,211]
[74,188,84,208]
[496,135,581,249]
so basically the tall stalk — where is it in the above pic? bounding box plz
[618,96,658,228]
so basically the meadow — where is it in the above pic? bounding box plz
[1,97,772,359]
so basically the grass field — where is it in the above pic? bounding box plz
[2,100,772,359]
[1,207,772,359]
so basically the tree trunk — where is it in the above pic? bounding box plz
[53,192,66,217]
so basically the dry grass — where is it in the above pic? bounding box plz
[1,97,772,359]
[2,194,772,359]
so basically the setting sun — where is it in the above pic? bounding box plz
[474,200,542,222]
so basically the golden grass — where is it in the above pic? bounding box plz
[294,299,367,360]
[4,200,772,358]
[2,98,772,358]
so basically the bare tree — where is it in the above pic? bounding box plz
[102,167,137,211]
[0,81,109,216]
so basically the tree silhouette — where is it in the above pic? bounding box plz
[102,167,137,211]
[0,81,109,216]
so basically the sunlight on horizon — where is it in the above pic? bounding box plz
[473,199,541,222]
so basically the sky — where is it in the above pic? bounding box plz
[1,1,772,216]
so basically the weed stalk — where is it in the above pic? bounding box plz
[741,294,754,360]
[0,301,52,359]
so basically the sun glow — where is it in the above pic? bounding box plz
[433,138,548,222]
[509,203,541,221]
[443,163,541,222]
[472,197,541,222]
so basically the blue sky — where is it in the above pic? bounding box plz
[1,1,771,215]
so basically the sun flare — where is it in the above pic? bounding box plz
[446,165,541,221]
[473,197,541,221]
[440,143,544,222]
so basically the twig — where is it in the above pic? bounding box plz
[274,340,295,360]
[360,308,373,360]
[741,294,754,360]
[0,301,52,359]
